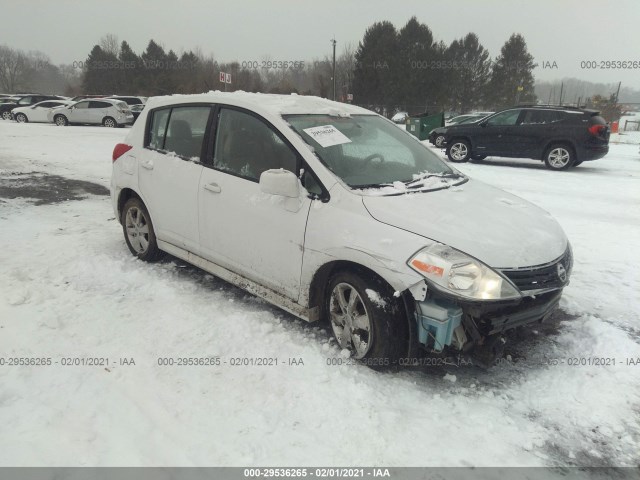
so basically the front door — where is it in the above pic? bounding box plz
[474,109,523,156]
[68,101,92,123]
[198,106,311,300]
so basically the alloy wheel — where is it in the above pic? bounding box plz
[329,282,372,359]
[547,147,571,169]
[125,207,150,254]
[450,142,468,161]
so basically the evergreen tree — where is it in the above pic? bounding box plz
[397,17,438,111]
[353,21,398,107]
[82,45,118,94]
[140,40,168,95]
[118,40,141,93]
[446,33,491,112]
[486,34,536,108]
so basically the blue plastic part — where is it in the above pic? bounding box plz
[415,299,463,352]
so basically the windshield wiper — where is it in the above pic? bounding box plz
[404,172,465,189]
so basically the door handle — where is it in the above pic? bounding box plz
[204,183,221,193]
[140,159,154,170]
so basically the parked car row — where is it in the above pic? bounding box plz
[0,93,146,127]
[429,105,610,170]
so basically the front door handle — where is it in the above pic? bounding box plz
[204,183,222,193]
[141,159,154,170]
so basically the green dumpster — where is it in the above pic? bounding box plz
[406,112,445,141]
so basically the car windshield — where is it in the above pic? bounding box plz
[285,114,460,191]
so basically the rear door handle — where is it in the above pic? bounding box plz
[140,159,154,170]
[204,183,221,193]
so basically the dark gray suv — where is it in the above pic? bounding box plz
[444,106,610,170]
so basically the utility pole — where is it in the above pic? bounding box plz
[559,81,564,105]
[331,37,337,101]
[615,81,621,103]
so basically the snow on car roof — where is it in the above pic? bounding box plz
[144,91,375,118]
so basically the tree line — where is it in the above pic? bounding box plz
[0,17,632,118]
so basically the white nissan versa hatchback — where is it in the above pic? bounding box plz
[111,92,572,367]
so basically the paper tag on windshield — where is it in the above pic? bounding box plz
[303,125,352,148]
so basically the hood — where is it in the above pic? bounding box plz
[361,179,567,269]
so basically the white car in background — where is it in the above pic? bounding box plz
[111,92,572,367]
[49,98,133,127]
[12,99,72,123]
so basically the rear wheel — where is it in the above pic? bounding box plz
[326,270,407,368]
[15,113,28,123]
[103,117,117,128]
[446,139,472,163]
[121,197,162,261]
[54,115,68,126]
[544,144,574,170]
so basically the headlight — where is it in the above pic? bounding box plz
[407,244,521,301]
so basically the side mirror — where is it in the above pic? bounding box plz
[259,169,300,198]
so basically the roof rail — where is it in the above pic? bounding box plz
[516,103,585,109]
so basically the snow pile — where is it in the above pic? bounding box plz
[0,122,638,467]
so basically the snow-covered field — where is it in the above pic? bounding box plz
[0,121,639,468]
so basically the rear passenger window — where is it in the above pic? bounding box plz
[213,108,297,181]
[521,110,564,125]
[89,101,111,109]
[164,106,211,160]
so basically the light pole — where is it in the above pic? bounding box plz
[331,38,336,101]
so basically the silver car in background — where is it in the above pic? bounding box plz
[49,98,133,127]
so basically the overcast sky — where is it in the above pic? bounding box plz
[3,0,640,86]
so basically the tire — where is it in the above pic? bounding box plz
[15,113,28,123]
[471,154,487,162]
[434,135,446,148]
[544,144,575,170]
[103,117,117,128]
[54,115,68,126]
[446,139,472,163]
[325,270,407,368]
[121,197,162,262]
[1,110,12,121]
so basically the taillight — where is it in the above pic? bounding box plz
[112,143,132,162]
[588,124,606,136]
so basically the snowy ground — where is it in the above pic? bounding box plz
[0,121,639,468]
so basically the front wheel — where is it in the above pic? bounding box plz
[15,113,28,123]
[1,111,12,121]
[434,135,446,148]
[326,271,407,367]
[121,197,162,261]
[544,144,574,170]
[446,139,472,162]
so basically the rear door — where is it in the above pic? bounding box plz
[198,106,311,300]
[137,104,212,252]
[517,109,566,157]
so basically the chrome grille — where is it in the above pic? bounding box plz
[500,248,572,294]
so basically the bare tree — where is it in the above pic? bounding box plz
[100,34,120,57]
[0,45,28,92]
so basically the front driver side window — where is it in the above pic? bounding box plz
[214,108,297,181]
[487,110,521,126]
